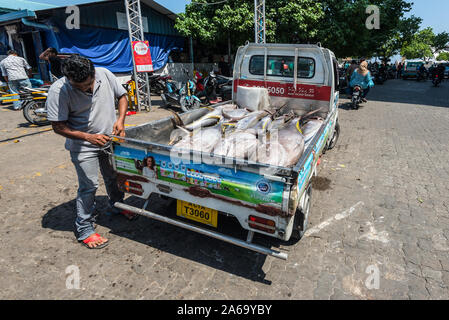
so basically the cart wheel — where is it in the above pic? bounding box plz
[291,184,312,241]
[327,121,340,150]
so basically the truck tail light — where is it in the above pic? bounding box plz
[249,215,276,234]
[120,180,143,196]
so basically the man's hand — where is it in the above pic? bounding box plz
[85,133,111,147]
[112,120,125,137]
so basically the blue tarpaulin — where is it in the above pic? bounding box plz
[44,20,184,72]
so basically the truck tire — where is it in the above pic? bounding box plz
[291,184,312,241]
[327,121,340,151]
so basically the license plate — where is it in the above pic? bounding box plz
[176,201,218,228]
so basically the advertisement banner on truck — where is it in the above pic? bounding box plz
[114,145,284,207]
[132,41,153,72]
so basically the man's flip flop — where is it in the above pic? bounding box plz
[81,233,109,249]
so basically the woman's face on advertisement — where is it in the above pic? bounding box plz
[146,158,153,167]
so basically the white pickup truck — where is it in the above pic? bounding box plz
[110,43,340,260]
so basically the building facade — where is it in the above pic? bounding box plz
[0,0,186,81]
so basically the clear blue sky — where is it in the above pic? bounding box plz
[406,0,449,34]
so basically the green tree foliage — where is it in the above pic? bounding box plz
[175,0,420,59]
[401,28,449,60]
[437,52,449,61]
[373,15,421,62]
[320,0,416,58]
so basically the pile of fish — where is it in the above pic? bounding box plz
[170,104,323,168]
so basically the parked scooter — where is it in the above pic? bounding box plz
[373,70,386,85]
[161,68,201,112]
[148,73,170,95]
[195,70,233,105]
[338,67,348,93]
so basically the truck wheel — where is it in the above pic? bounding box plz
[327,121,340,150]
[291,184,312,241]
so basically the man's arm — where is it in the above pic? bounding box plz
[22,58,33,78]
[112,95,128,137]
[101,68,129,137]
[39,48,51,61]
[51,121,111,147]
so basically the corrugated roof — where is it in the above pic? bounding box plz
[0,9,35,23]
[0,0,106,11]
[0,0,177,20]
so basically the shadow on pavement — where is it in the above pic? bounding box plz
[41,194,292,285]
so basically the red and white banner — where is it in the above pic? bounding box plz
[234,79,332,102]
[132,41,153,72]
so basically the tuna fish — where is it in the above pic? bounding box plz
[214,131,258,159]
[184,104,237,131]
[173,125,222,153]
[222,108,250,121]
[302,119,323,150]
[235,110,270,131]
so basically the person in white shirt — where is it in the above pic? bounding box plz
[0,50,32,110]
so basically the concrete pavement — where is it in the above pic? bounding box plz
[0,80,448,299]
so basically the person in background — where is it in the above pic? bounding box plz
[346,60,358,79]
[397,62,403,79]
[46,55,134,250]
[349,60,375,103]
[39,47,63,81]
[0,50,32,110]
[345,60,359,95]
[218,56,231,77]
[418,63,427,80]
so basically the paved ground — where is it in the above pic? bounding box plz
[0,80,448,300]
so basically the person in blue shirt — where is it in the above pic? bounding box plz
[349,61,375,102]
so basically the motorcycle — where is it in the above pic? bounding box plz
[195,70,233,105]
[161,68,201,112]
[22,87,50,126]
[148,73,169,95]
[432,73,442,87]
[417,69,427,82]
[373,70,386,85]
[0,86,50,126]
[387,68,396,80]
[338,67,348,93]
[351,85,363,110]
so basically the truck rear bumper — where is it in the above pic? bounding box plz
[114,202,288,260]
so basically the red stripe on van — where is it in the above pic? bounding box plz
[234,79,332,101]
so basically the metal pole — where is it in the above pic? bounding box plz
[190,36,194,74]
[254,0,266,44]
[114,202,288,260]
[124,0,151,112]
